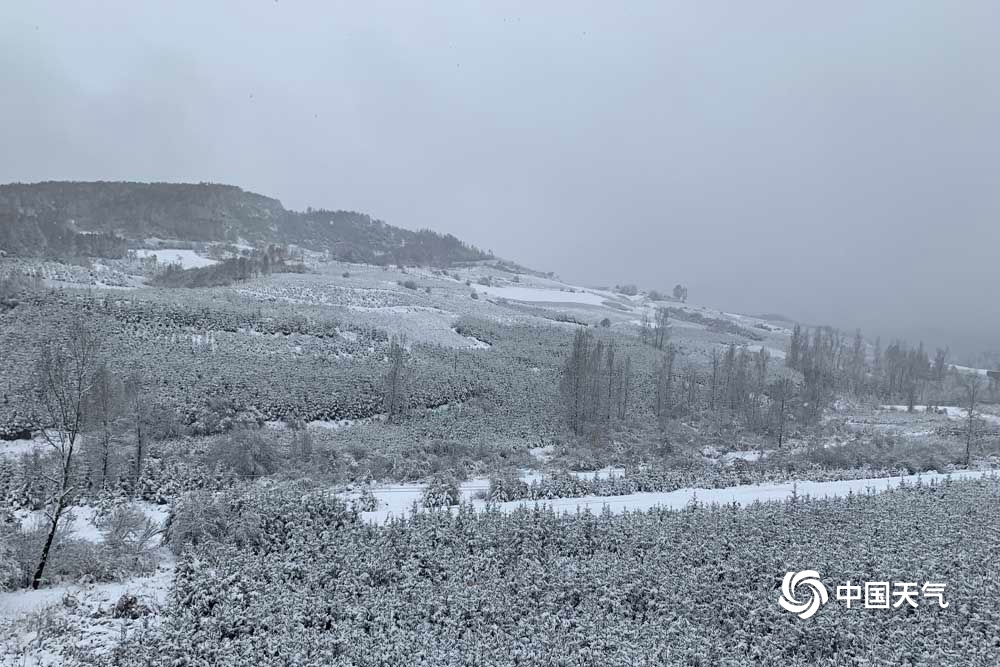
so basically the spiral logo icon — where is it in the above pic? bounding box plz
[779,570,828,619]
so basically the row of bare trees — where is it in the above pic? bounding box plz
[559,322,803,446]
[560,330,633,435]
[26,319,150,589]
[787,323,989,458]
[652,343,797,445]
[787,324,979,409]
[638,307,670,350]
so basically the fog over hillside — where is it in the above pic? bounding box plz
[2,2,998,356]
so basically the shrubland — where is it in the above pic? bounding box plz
[103,477,1000,666]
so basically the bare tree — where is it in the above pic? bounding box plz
[653,307,670,350]
[287,413,314,463]
[617,355,631,420]
[770,373,795,449]
[29,319,101,589]
[605,341,616,423]
[850,329,866,396]
[682,365,700,412]
[932,347,949,384]
[707,347,719,413]
[655,345,676,427]
[751,348,770,431]
[962,374,983,466]
[124,368,148,495]
[384,334,411,423]
[561,329,591,434]
[638,311,651,344]
[87,362,125,490]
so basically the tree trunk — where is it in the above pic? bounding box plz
[33,446,74,589]
[100,428,111,490]
[133,419,144,495]
[32,498,65,589]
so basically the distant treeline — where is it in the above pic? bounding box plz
[0,181,491,267]
[0,212,127,258]
[149,249,306,288]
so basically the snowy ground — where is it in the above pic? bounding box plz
[0,436,46,459]
[12,503,170,544]
[355,470,992,524]
[741,343,787,359]
[949,364,992,377]
[133,248,217,269]
[450,327,491,349]
[881,404,1000,426]
[0,501,174,666]
[475,284,608,306]
[0,558,175,666]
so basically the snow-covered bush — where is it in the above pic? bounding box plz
[421,472,461,507]
[163,490,235,553]
[487,472,530,502]
[208,428,278,479]
[349,488,378,513]
[166,484,357,555]
[112,478,1000,666]
[95,502,161,577]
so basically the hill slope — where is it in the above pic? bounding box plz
[0,181,490,266]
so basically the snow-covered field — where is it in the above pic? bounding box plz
[1,501,174,666]
[8,248,995,662]
[882,404,1000,426]
[0,560,175,666]
[355,470,991,524]
[476,285,608,306]
[0,436,45,459]
[950,364,991,377]
[133,248,216,269]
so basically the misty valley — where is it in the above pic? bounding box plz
[4,3,1000,664]
[0,182,997,665]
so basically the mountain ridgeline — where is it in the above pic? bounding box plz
[0,181,491,267]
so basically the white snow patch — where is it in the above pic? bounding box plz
[571,467,625,481]
[717,342,786,359]
[529,446,554,462]
[307,414,386,430]
[15,502,170,546]
[476,285,608,306]
[881,405,1000,426]
[451,327,491,349]
[950,364,990,377]
[0,436,45,459]
[133,249,217,270]
[748,344,787,360]
[721,450,766,464]
[356,471,992,523]
[0,557,176,663]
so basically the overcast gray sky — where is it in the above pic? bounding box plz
[3,2,998,356]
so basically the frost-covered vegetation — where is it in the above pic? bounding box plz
[0,182,491,266]
[100,478,1000,666]
[2,228,999,664]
